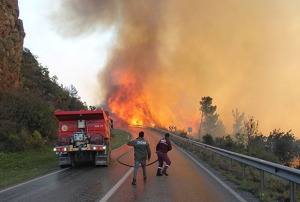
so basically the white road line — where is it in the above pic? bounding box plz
[176,146,247,202]
[0,147,123,194]
[2,131,144,200]
[99,130,146,202]
[99,167,133,202]
[0,168,69,193]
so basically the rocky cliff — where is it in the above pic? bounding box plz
[0,0,25,90]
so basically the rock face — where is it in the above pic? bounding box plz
[0,0,25,91]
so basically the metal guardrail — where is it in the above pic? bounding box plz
[152,128,300,202]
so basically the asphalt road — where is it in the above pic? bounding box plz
[0,127,260,202]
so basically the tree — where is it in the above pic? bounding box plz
[65,84,81,100]
[243,116,259,151]
[266,129,299,166]
[250,134,266,151]
[246,133,276,161]
[51,75,58,84]
[232,108,244,135]
[234,132,246,151]
[214,120,226,137]
[199,96,225,137]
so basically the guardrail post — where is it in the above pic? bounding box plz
[260,170,264,190]
[242,163,245,179]
[290,181,295,202]
[229,158,232,170]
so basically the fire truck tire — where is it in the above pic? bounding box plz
[71,159,75,167]
[71,153,77,167]
[106,155,110,165]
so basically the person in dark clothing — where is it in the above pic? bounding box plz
[127,131,151,185]
[156,133,172,176]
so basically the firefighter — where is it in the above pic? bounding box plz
[127,131,151,185]
[156,133,172,176]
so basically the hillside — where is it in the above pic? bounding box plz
[0,0,87,152]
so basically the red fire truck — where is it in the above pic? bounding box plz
[53,108,113,167]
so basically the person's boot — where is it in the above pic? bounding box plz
[157,168,163,176]
[162,170,168,176]
[132,178,136,185]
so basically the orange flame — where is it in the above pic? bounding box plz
[108,81,158,127]
[107,71,200,138]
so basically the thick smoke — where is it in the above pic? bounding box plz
[50,0,300,137]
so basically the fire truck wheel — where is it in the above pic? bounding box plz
[71,154,77,167]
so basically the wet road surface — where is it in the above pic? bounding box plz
[0,127,259,202]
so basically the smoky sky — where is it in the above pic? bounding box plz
[50,0,300,137]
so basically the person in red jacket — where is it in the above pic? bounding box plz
[156,133,172,176]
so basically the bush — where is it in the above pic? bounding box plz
[202,134,214,145]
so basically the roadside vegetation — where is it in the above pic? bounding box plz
[111,129,131,149]
[168,136,300,202]
[195,97,300,169]
[150,96,300,201]
[0,144,58,189]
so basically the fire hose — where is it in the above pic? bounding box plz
[117,150,158,167]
